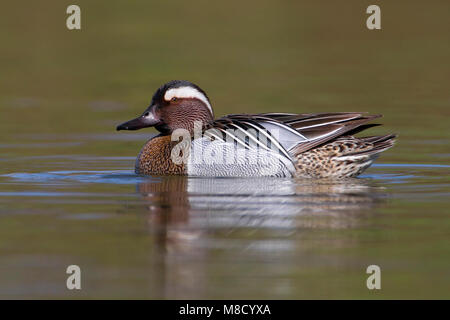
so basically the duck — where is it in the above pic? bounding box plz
[117,80,396,178]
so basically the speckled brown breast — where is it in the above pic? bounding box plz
[135,135,186,175]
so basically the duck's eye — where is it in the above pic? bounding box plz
[171,97,177,102]
[144,112,150,117]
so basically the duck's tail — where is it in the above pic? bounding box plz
[294,134,397,178]
[334,134,397,160]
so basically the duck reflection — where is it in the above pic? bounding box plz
[136,176,386,298]
[138,176,384,233]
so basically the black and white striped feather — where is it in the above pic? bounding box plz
[204,112,385,160]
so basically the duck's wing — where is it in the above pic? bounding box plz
[204,114,294,162]
[209,112,382,158]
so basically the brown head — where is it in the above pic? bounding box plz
[116,80,214,134]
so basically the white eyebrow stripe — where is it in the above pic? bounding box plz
[164,86,213,116]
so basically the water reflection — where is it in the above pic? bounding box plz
[136,176,386,298]
[138,176,384,231]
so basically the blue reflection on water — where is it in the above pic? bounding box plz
[0,163,447,188]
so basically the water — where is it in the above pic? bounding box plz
[1,1,449,299]
[0,150,449,298]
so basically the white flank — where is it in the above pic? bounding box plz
[164,86,213,116]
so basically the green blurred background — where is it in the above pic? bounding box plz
[1,0,449,161]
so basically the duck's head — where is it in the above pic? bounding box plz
[116,80,214,134]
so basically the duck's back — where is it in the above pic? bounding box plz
[189,112,396,178]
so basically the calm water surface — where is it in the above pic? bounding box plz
[0,136,449,299]
[1,1,449,299]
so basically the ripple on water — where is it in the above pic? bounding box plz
[1,163,448,187]
[1,171,151,185]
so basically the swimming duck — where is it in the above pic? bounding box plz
[117,80,396,178]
